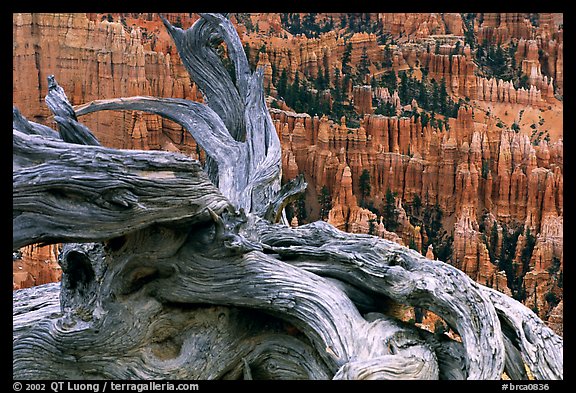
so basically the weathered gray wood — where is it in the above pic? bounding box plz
[45,75,100,146]
[14,202,562,379]
[333,355,436,380]
[13,12,562,381]
[483,287,563,380]
[13,283,62,342]
[13,106,60,139]
[252,219,505,379]
[15,237,333,380]
[14,214,438,380]
[13,130,230,249]
[418,328,468,380]
[74,89,284,219]
[263,173,307,224]
[160,13,246,143]
[75,96,240,168]
[502,333,529,380]
[160,13,247,187]
[13,286,332,379]
[254,219,563,379]
[332,312,439,380]
[149,242,438,378]
[75,14,283,219]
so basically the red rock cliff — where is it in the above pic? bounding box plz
[13,12,562,334]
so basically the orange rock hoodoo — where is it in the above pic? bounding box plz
[13,12,563,334]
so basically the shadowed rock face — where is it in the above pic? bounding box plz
[12,12,562,334]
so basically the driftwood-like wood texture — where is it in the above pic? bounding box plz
[13,130,230,249]
[13,13,562,380]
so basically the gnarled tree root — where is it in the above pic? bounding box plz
[13,12,562,381]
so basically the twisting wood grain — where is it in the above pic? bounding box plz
[13,130,229,249]
[13,106,60,139]
[252,220,514,379]
[263,173,308,224]
[161,12,246,185]
[14,215,439,380]
[417,328,468,380]
[75,96,241,169]
[74,82,283,218]
[13,12,562,381]
[483,287,563,380]
[77,14,284,218]
[13,282,333,379]
[13,283,62,342]
[45,75,100,146]
[502,334,529,380]
[147,225,440,379]
[161,14,246,143]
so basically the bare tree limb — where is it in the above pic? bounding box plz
[13,130,230,249]
[45,75,100,146]
[13,106,60,139]
[12,12,562,381]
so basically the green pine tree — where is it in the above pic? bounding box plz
[342,42,353,75]
[296,193,307,223]
[333,67,342,102]
[412,194,421,215]
[359,169,371,207]
[384,188,399,232]
[368,218,377,235]
[277,69,288,100]
[489,221,499,264]
[318,185,332,221]
[399,71,409,105]
[439,78,449,115]
[358,47,371,80]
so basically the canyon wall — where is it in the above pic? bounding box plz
[13,12,206,290]
[13,245,61,290]
[272,105,562,328]
[13,12,562,333]
[13,13,203,152]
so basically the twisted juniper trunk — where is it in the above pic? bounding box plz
[13,13,562,380]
